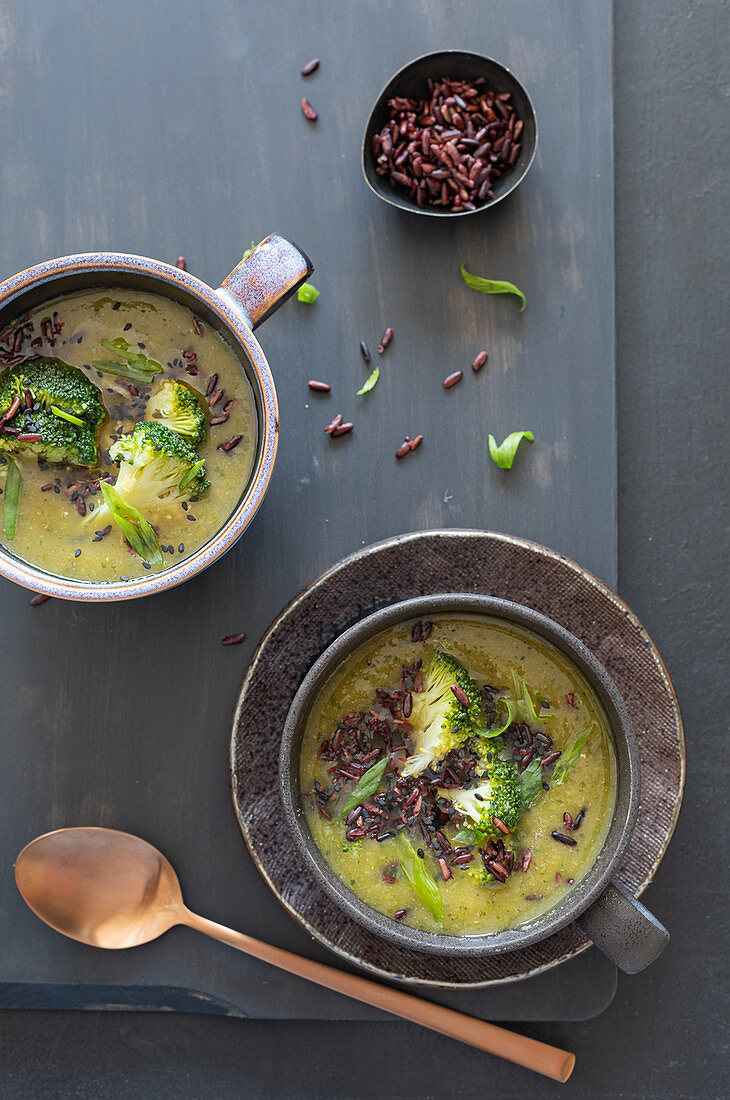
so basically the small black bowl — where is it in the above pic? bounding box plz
[362,50,538,217]
[280,594,670,972]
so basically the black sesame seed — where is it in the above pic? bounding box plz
[186,514,196,521]
[542,781,550,791]
[123,322,132,331]
[178,543,184,553]
[474,792,484,802]
[112,302,121,310]
[182,501,188,511]
[119,574,129,581]
[74,549,81,558]
[417,848,424,859]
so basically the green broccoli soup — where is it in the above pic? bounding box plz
[300,615,617,937]
[0,289,257,582]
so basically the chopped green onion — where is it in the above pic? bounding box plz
[519,757,544,809]
[297,282,319,303]
[50,405,85,427]
[92,338,162,384]
[551,725,595,785]
[480,696,515,738]
[179,458,206,492]
[3,459,21,540]
[242,241,256,260]
[100,482,163,566]
[396,833,444,924]
[338,756,389,823]
[460,264,526,310]
[488,431,534,470]
[356,365,380,396]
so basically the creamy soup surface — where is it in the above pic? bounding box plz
[300,615,617,936]
[0,288,257,582]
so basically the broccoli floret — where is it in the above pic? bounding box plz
[95,421,209,520]
[401,650,482,777]
[442,754,523,834]
[146,380,207,445]
[0,358,105,429]
[0,408,98,466]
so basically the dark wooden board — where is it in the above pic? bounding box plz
[0,0,615,1020]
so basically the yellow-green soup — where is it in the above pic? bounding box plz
[300,615,617,936]
[0,288,257,582]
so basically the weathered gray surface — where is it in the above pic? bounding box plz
[0,0,616,1025]
[0,0,728,1096]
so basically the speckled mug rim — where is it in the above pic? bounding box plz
[0,252,278,601]
[279,593,639,957]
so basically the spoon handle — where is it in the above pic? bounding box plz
[182,909,574,1082]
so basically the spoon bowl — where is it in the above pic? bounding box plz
[15,827,183,949]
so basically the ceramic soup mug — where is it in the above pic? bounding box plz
[0,236,311,600]
[280,593,670,974]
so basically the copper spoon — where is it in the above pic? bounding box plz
[15,827,575,1082]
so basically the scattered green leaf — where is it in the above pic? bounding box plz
[242,241,256,260]
[338,755,389,823]
[551,725,595,785]
[488,430,534,470]
[100,482,163,566]
[460,264,526,310]
[92,338,163,385]
[356,365,380,396]
[519,757,544,809]
[396,833,444,924]
[50,405,85,427]
[3,459,21,540]
[297,282,319,304]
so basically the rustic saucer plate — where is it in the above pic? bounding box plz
[229,530,685,988]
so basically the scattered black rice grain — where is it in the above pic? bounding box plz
[301,58,320,76]
[551,831,577,847]
[209,414,229,425]
[176,257,187,270]
[205,373,218,398]
[541,750,561,767]
[324,413,343,434]
[193,317,204,337]
[29,593,50,606]
[450,683,470,707]
[394,908,409,920]
[563,811,574,829]
[218,435,242,452]
[443,370,463,389]
[301,97,318,121]
[378,327,394,354]
[360,340,371,364]
[395,438,412,459]
[471,350,488,373]
[572,808,586,831]
[222,633,245,646]
[492,816,510,835]
[308,380,331,392]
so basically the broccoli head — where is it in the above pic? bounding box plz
[0,408,98,466]
[442,754,523,834]
[401,650,482,777]
[146,380,207,445]
[100,420,209,518]
[0,358,105,429]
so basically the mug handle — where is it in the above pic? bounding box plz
[575,877,669,974]
[217,235,313,330]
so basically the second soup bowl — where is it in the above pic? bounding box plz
[280,593,670,973]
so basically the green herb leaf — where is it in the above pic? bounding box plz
[396,833,444,924]
[100,482,163,566]
[460,264,526,310]
[337,755,389,823]
[242,241,256,260]
[510,669,553,725]
[92,338,162,384]
[50,405,85,427]
[480,696,515,739]
[551,724,594,785]
[488,430,534,470]
[3,459,21,540]
[356,365,380,396]
[297,282,319,304]
[451,827,485,846]
[179,458,206,492]
[519,757,544,809]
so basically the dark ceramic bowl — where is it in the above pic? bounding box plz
[280,594,670,973]
[362,51,538,217]
[0,236,311,601]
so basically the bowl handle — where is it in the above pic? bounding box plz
[217,235,313,330]
[575,877,669,973]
